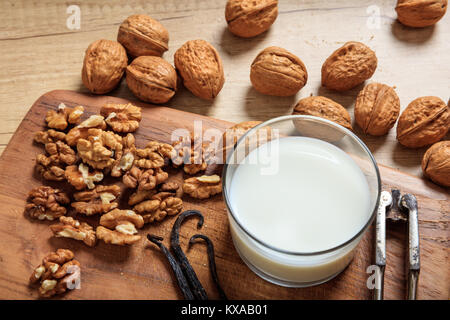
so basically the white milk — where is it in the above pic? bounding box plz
[227,136,372,285]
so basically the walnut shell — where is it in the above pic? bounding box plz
[355,83,400,136]
[174,40,225,100]
[81,39,128,94]
[223,121,263,148]
[225,0,278,38]
[321,42,377,91]
[292,96,353,131]
[396,0,448,28]
[422,141,450,187]
[126,56,177,104]
[222,121,274,162]
[250,46,308,96]
[117,14,169,57]
[397,96,449,148]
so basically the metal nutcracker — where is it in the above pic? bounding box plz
[373,189,420,300]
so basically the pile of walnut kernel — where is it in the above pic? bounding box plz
[26,102,222,297]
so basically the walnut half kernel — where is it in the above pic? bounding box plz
[123,165,168,191]
[65,163,104,190]
[100,103,142,133]
[111,133,136,177]
[35,140,77,182]
[172,134,211,174]
[132,190,183,223]
[77,129,123,170]
[45,103,84,130]
[183,174,222,199]
[29,249,80,298]
[71,185,121,215]
[96,209,144,245]
[50,216,96,247]
[25,186,70,221]
[65,115,107,147]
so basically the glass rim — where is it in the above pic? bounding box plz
[222,114,381,256]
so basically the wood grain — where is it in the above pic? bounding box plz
[0,0,449,177]
[0,90,447,300]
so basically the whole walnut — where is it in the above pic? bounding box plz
[82,39,128,94]
[126,56,177,104]
[355,83,400,136]
[250,46,308,96]
[422,141,450,187]
[397,96,449,148]
[223,121,263,150]
[174,40,225,100]
[321,42,377,91]
[292,96,353,131]
[396,0,448,28]
[222,121,274,162]
[117,14,169,57]
[225,0,278,38]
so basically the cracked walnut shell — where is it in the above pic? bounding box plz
[30,249,80,298]
[25,186,70,221]
[396,0,448,28]
[100,103,142,133]
[292,96,353,131]
[82,39,128,94]
[250,46,308,96]
[321,42,377,91]
[397,96,449,148]
[45,103,84,130]
[174,40,225,100]
[422,141,450,187]
[71,184,121,215]
[50,216,96,247]
[183,175,222,199]
[117,14,169,57]
[77,129,123,170]
[126,56,177,104]
[97,209,144,245]
[225,0,278,38]
[355,83,400,136]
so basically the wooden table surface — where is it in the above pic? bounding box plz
[0,0,449,179]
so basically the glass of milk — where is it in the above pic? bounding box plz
[222,115,381,287]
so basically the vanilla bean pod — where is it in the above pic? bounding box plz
[189,234,228,300]
[170,210,208,300]
[147,234,195,300]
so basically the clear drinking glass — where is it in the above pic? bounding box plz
[222,115,381,287]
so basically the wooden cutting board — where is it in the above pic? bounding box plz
[0,90,448,300]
